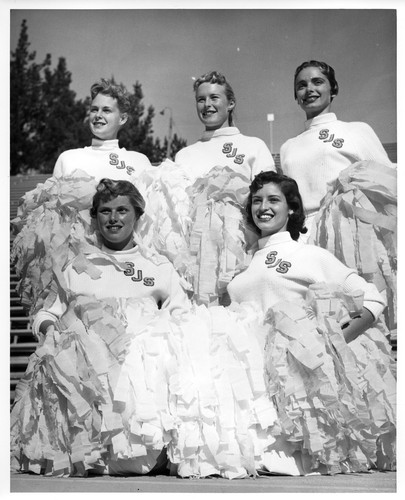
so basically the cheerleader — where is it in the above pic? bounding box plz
[175,70,276,182]
[53,78,152,181]
[280,59,394,237]
[280,60,397,331]
[166,71,277,305]
[227,171,396,475]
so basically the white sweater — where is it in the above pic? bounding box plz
[53,138,152,182]
[33,245,190,336]
[227,231,385,320]
[280,113,392,213]
[175,127,276,182]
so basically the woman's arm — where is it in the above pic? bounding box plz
[251,139,276,178]
[160,265,191,313]
[32,299,64,340]
[341,307,375,343]
[356,122,393,167]
[38,319,57,335]
[342,272,386,321]
[340,272,386,343]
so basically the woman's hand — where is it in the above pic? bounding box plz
[39,319,56,336]
[341,307,375,343]
[37,320,59,345]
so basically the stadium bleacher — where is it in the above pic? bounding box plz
[10,175,50,403]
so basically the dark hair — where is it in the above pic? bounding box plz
[293,60,339,101]
[90,78,131,114]
[193,70,236,126]
[246,171,307,241]
[90,178,145,219]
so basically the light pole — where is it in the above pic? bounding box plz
[267,113,275,152]
[160,107,173,159]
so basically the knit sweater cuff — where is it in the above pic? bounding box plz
[32,311,59,338]
[342,273,386,321]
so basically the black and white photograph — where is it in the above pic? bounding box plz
[2,0,401,497]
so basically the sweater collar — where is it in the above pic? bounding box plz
[257,231,294,250]
[91,138,120,150]
[305,112,337,131]
[200,126,240,142]
[100,242,138,255]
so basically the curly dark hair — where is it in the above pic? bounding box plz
[293,60,339,101]
[90,178,145,220]
[245,171,307,241]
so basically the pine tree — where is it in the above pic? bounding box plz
[10,19,48,174]
[116,81,187,163]
[165,133,188,162]
[10,20,89,174]
[10,20,187,174]
[118,81,160,163]
[39,56,89,172]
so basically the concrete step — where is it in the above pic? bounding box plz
[10,317,30,324]
[10,372,26,383]
[10,306,25,313]
[10,343,37,352]
[10,356,30,366]
[10,329,33,336]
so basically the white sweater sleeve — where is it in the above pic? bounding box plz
[342,272,386,320]
[52,151,68,179]
[137,152,154,170]
[252,140,276,177]
[32,294,66,338]
[160,266,191,313]
[356,123,393,167]
[174,147,187,166]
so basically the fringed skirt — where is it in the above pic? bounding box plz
[309,160,397,332]
[11,287,396,477]
[10,297,277,479]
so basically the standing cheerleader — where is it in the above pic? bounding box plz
[175,70,275,182]
[52,78,152,180]
[280,60,397,331]
[168,71,277,305]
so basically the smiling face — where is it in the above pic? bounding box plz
[89,93,128,140]
[251,182,291,238]
[294,66,335,119]
[195,82,235,131]
[96,195,138,250]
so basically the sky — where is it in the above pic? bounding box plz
[6,0,401,155]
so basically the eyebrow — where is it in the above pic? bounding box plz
[90,105,113,110]
[99,204,130,209]
[296,75,326,84]
[252,194,281,199]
